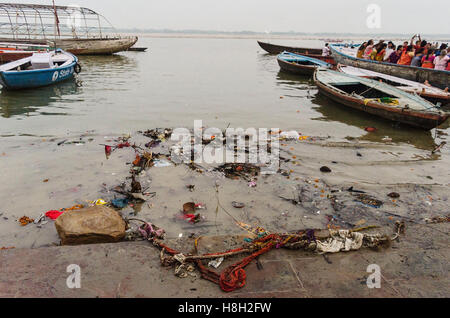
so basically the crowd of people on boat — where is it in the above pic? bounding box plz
[357,35,449,71]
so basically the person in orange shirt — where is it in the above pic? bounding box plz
[375,43,387,61]
[398,45,415,66]
[421,50,436,69]
[357,42,367,59]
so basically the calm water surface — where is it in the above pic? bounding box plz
[0,37,448,150]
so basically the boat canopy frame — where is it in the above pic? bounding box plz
[0,3,118,41]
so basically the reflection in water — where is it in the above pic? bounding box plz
[0,80,80,118]
[78,54,138,90]
[310,94,438,150]
[276,71,315,89]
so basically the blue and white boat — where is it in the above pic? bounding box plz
[0,49,80,90]
[277,51,331,76]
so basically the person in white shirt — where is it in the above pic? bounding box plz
[383,41,395,61]
[322,43,331,57]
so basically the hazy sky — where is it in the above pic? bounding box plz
[6,0,450,34]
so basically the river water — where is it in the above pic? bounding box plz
[1,36,448,149]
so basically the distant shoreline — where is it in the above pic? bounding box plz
[117,31,450,42]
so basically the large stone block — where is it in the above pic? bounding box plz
[55,206,126,245]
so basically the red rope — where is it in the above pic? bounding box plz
[153,234,292,293]
[219,241,275,292]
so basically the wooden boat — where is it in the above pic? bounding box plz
[338,65,450,107]
[0,49,79,90]
[313,68,449,130]
[0,4,138,55]
[0,50,33,64]
[258,41,322,55]
[258,41,335,64]
[330,44,450,90]
[0,42,50,51]
[278,52,331,75]
[0,42,51,64]
[127,47,148,52]
[0,37,138,56]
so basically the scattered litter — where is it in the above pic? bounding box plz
[424,215,450,224]
[130,193,147,201]
[394,221,406,235]
[153,159,173,168]
[34,213,46,224]
[186,185,195,192]
[279,196,301,205]
[316,230,364,253]
[116,142,131,149]
[347,186,366,194]
[280,131,300,140]
[91,199,108,206]
[181,202,204,224]
[214,163,260,180]
[354,194,383,208]
[145,140,162,148]
[183,214,202,224]
[387,192,400,199]
[365,127,377,132]
[183,202,196,214]
[432,141,446,154]
[45,210,64,220]
[248,180,257,188]
[320,166,332,173]
[232,201,245,209]
[18,216,34,226]
[111,198,129,209]
[208,257,224,269]
[62,204,84,212]
[142,128,173,141]
[382,136,393,142]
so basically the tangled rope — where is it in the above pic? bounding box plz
[128,218,395,293]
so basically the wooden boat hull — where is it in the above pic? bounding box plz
[337,65,450,107]
[331,44,450,90]
[57,37,138,55]
[127,47,148,52]
[314,70,449,130]
[306,54,335,65]
[277,57,317,75]
[258,41,322,55]
[0,52,33,64]
[0,51,78,90]
[0,37,138,55]
[278,52,331,76]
